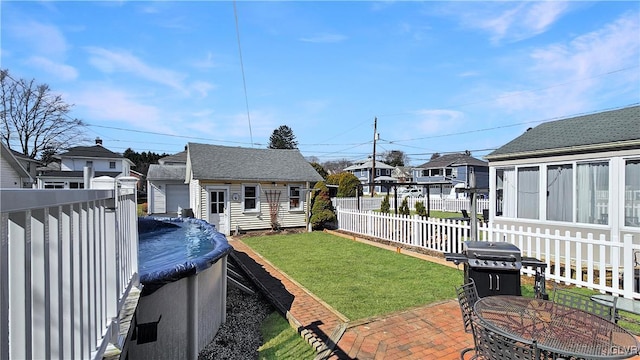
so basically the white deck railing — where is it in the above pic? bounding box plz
[336,207,639,299]
[1,177,139,360]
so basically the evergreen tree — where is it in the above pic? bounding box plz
[268,125,298,149]
[399,198,410,216]
[380,195,390,214]
[309,181,336,230]
[310,162,328,180]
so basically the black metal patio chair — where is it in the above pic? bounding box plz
[467,320,540,360]
[551,284,618,322]
[456,279,480,359]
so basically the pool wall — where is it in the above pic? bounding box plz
[127,217,231,360]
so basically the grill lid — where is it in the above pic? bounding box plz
[463,241,522,270]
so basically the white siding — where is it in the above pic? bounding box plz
[1,156,22,188]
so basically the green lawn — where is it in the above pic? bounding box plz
[244,231,464,320]
[258,312,317,359]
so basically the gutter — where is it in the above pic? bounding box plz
[485,140,640,162]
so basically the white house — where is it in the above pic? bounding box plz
[37,138,134,189]
[485,105,640,255]
[185,143,323,235]
[146,150,190,215]
[0,143,34,188]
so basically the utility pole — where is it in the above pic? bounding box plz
[371,117,377,197]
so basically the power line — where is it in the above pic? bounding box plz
[233,1,254,147]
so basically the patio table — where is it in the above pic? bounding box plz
[474,296,640,359]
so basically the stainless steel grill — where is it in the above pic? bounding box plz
[445,241,547,298]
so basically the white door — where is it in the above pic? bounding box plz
[208,189,228,234]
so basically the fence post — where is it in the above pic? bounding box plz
[623,234,635,298]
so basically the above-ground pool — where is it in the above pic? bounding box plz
[137,217,232,294]
[128,217,233,360]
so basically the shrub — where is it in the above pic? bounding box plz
[415,201,427,217]
[380,195,390,213]
[310,181,337,230]
[327,172,360,197]
[399,198,410,216]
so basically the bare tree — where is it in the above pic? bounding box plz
[1,69,86,159]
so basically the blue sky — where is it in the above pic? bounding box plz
[2,1,639,166]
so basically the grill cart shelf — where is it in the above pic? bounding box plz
[445,241,547,299]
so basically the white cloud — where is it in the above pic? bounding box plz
[26,56,78,81]
[9,21,69,56]
[412,109,465,134]
[494,11,640,115]
[72,86,174,133]
[299,33,347,43]
[85,47,188,92]
[190,81,216,98]
[452,2,572,44]
[192,52,218,70]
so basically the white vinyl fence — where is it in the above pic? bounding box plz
[333,197,490,214]
[336,207,639,299]
[1,177,139,360]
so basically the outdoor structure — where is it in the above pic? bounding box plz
[0,143,35,188]
[412,152,489,199]
[146,150,189,215]
[185,143,323,235]
[486,105,640,243]
[37,138,134,189]
[344,159,395,194]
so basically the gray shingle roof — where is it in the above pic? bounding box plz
[57,145,124,159]
[159,150,187,165]
[147,164,186,181]
[187,143,323,182]
[487,105,640,160]
[416,153,488,169]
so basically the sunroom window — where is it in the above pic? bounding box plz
[625,159,640,227]
[547,164,573,222]
[517,167,539,219]
[576,162,608,224]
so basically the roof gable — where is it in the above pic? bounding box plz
[187,143,323,182]
[417,153,488,169]
[487,105,640,160]
[158,150,187,165]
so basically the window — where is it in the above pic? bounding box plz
[496,168,516,217]
[86,160,93,167]
[109,161,116,169]
[547,165,573,222]
[44,182,64,189]
[625,159,640,227]
[576,162,608,224]
[210,190,225,214]
[69,182,85,189]
[289,185,302,210]
[517,167,539,219]
[243,185,259,212]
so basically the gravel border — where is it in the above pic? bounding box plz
[198,286,274,360]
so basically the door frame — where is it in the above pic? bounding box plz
[205,185,230,235]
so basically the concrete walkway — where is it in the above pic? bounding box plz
[228,231,474,359]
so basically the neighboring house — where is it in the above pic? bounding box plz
[344,159,395,194]
[1,143,34,188]
[147,150,190,215]
[391,166,413,183]
[185,143,323,235]
[37,138,134,189]
[485,105,640,243]
[413,152,489,199]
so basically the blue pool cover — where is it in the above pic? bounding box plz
[138,217,233,295]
